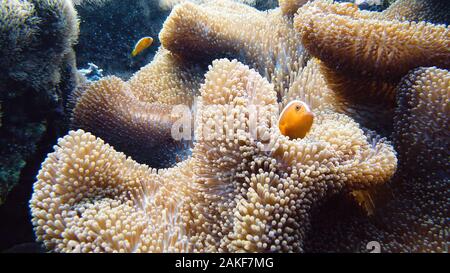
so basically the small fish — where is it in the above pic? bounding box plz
[351,190,376,216]
[131,36,153,57]
[339,1,359,11]
[351,184,393,216]
[278,100,314,139]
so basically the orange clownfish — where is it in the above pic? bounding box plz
[278,100,314,139]
[131,37,153,57]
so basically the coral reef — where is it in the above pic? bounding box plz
[294,0,449,132]
[0,0,80,204]
[71,49,203,167]
[30,59,397,252]
[72,0,110,8]
[304,67,449,252]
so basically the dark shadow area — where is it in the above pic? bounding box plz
[0,115,63,252]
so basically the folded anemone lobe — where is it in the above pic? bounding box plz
[160,0,262,61]
[279,0,309,16]
[294,0,449,89]
[160,0,308,100]
[394,67,449,177]
[127,49,202,106]
[157,0,276,12]
[282,58,338,111]
[382,0,450,25]
[71,49,202,167]
[304,67,449,253]
[29,129,195,252]
[293,0,449,132]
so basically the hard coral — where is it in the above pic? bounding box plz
[1,0,79,93]
[30,59,397,252]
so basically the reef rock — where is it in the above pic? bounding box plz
[0,0,80,204]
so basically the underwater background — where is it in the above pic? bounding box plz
[0,0,448,253]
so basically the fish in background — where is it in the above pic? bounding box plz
[131,37,154,57]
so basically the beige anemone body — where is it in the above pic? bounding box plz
[382,0,450,25]
[159,0,309,101]
[279,0,309,16]
[158,0,268,11]
[294,0,449,132]
[30,59,397,252]
[71,49,203,167]
[158,0,450,134]
[290,1,450,252]
[305,67,449,253]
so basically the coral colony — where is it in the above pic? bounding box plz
[0,0,448,253]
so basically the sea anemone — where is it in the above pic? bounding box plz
[304,66,449,253]
[30,59,397,252]
[159,0,308,101]
[27,0,448,253]
[71,49,202,167]
[382,0,450,25]
[294,0,449,132]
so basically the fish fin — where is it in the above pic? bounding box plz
[350,190,375,216]
[279,123,286,135]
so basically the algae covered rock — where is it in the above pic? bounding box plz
[0,0,80,204]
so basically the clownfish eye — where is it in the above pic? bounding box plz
[295,104,302,111]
